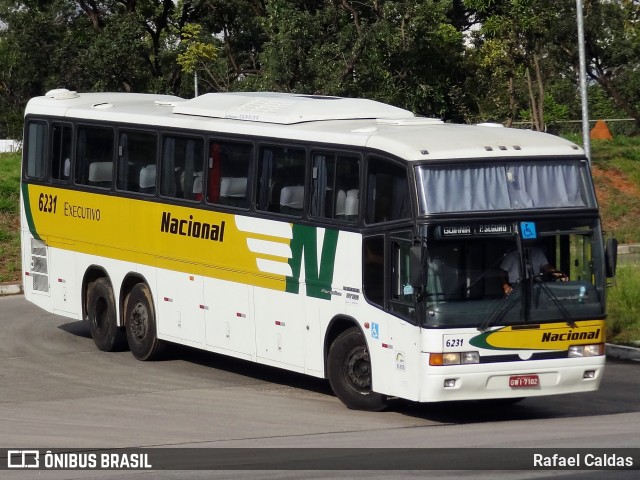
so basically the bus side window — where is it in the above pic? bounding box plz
[160,136,204,201]
[311,152,360,223]
[206,140,252,209]
[257,146,306,216]
[389,237,416,321]
[25,120,47,179]
[117,131,157,194]
[75,126,114,189]
[365,157,410,224]
[363,235,385,308]
[50,123,72,182]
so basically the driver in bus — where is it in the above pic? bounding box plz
[500,246,568,296]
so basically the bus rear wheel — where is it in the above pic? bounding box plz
[86,278,127,352]
[327,327,388,411]
[124,283,164,361]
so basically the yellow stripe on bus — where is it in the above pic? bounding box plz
[470,320,605,351]
[26,184,292,292]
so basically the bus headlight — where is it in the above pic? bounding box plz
[568,343,604,357]
[430,352,480,366]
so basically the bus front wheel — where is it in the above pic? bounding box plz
[124,283,164,361]
[327,327,388,411]
[86,278,127,352]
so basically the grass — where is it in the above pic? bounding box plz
[607,264,640,346]
[582,136,640,243]
[0,152,21,283]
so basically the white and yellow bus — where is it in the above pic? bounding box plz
[21,90,614,410]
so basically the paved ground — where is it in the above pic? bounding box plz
[0,295,638,479]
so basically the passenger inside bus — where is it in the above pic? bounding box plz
[500,246,567,296]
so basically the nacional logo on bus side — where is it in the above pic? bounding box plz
[160,211,225,242]
[234,216,339,301]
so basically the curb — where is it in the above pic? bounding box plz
[0,283,23,296]
[605,343,640,362]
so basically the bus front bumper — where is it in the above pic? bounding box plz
[417,354,605,403]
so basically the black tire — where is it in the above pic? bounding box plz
[86,278,128,352]
[124,283,164,361]
[327,327,388,411]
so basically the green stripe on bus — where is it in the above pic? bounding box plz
[286,225,339,300]
[21,183,41,240]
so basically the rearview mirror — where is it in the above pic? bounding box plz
[410,245,423,289]
[605,237,618,278]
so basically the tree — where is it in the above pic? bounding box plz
[237,0,468,119]
[0,0,77,137]
[464,0,563,130]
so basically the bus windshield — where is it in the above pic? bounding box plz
[416,159,596,214]
[421,218,606,328]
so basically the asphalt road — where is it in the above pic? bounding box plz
[1,294,638,479]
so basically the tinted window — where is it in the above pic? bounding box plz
[206,140,252,209]
[75,126,115,188]
[25,121,47,179]
[257,146,306,216]
[50,123,72,182]
[363,235,385,308]
[310,152,360,223]
[117,131,157,194]
[366,157,410,223]
[160,136,204,201]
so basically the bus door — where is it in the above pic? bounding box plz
[362,232,422,400]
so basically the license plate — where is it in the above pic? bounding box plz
[509,374,539,388]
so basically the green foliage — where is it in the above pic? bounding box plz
[0,152,20,214]
[1,0,640,132]
[590,137,640,243]
[607,265,640,345]
[245,0,468,119]
[176,24,219,75]
[0,152,21,283]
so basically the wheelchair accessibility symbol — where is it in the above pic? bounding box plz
[520,222,537,240]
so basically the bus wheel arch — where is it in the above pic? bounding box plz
[123,281,165,361]
[83,269,127,352]
[81,266,110,322]
[120,273,149,327]
[325,317,388,411]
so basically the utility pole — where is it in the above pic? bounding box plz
[576,0,591,162]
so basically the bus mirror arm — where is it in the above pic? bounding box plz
[409,244,423,293]
[605,237,618,279]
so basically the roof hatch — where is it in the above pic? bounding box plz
[172,92,414,124]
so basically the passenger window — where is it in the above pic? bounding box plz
[206,140,252,209]
[366,157,410,224]
[160,136,204,201]
[117,131,157,194]
[363,235,385,308]
[75,126,115,188]
[389,235,416,321]
[256,146,306,216]
[50,123,72,182]
[310,152,360,222]
[25,121,47,179]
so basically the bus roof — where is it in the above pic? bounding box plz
[25,90,584,161]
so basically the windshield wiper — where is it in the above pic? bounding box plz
[477,285,521,332]
[533,275,576,328]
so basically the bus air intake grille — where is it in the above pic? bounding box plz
[480,351,569,363]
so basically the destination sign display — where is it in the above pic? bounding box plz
[437,223,513,238]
